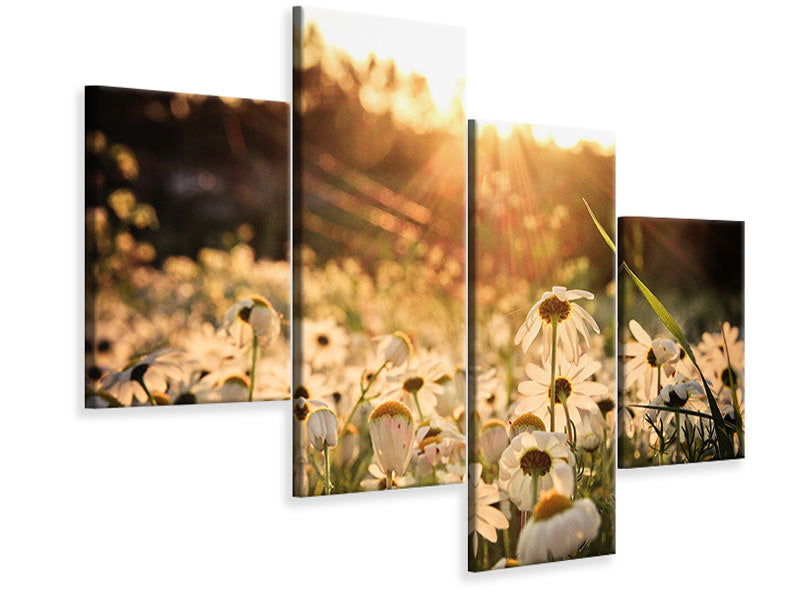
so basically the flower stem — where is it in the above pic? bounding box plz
[674,409,681,464]
[386,469,394,490]
[343,361,388,430]
[549,320,559,432]
[531,474,539,512]
[323,441,332,495]
[412,391,424,422]
[248,332,258,402]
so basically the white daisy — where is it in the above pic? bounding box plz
[368,400,416,483]
[514,354,609,442]
[514,286,600,364]
[479,419,509,465]
[307,406,339,452]
[517,490,601,564]
[379,359,446,420]
[469,463,510,557]
[374,330,414,368]
[622,319,680,401]
[221,295,281,347]
[100,348,185,406]
[498,432,574,511]
[302,317,349,371]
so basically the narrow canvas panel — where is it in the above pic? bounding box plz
[468,121,616,570]
[85,86,289,408]
[292,7,466,496]
[618,217,744,467]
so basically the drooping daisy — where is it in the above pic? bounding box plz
[368,400,416,486]
[469,463,510,557]
[514,286,600,364]
[516,489,601,564]
[221,295,281,347]
[498,432,574,511]
[622,319,680,401]
[374,330,414,368]
[100,348,185,406]
[306,407,339,452]
[479,419,509,465]
[515,354,609,440]
[302,317,349,371]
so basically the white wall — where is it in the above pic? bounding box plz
[2,1,797,598]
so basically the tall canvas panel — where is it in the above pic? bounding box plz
[85,86,289,407]
[293,8,466,496]
[618,217,744,467]
[468,121,616,570]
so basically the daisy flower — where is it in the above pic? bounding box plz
[306,407,339,452]
[302,317,349,371]
[375,330,414,368]
[498,432,574,512]
[100,348,185,406]
[368,400,416,487]
[622,319,680,401]
[379,359,446,420]
[515,354,609,441]
[514,286,599,364]
[479,419,509,465]
[415,418,466,477]
[517,489,601,564]
[469,463,510,557]
[697,322,744,394]
[508,412,546,440]
[221,295,281,347]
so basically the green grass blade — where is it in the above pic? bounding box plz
[583,198,616,253]
[626,404,717,421]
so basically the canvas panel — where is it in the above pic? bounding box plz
[85,86,289,407]
[468,120,616,570]
[618,217,744,467]
[292,7,466,496]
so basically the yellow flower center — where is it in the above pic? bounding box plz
[402,376,425,393]
[520,448,552,477]
[664,389,687,408]
[533,489,573,521]
[480,419,507,435]
[596,398,615,415]
[369,400,413,423]
[721,367,738,388]
[238,305,252,323]
[224,375,249,388]
[547,377,572,403]
[510,413,546,432]
[538,295,572,324]
[646,348,658,367]
[293,400,309,421]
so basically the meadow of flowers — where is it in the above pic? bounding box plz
[85,87,290,407]
[292,249,466,496]
[618,218,744,467]
[468,122,615,570]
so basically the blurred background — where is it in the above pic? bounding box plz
[294,8,466,351]
[619,218,744,341]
